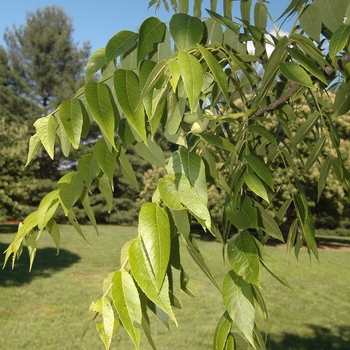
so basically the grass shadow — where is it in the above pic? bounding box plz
[267,324,350,350]
[0,242,80,287]
[0,224,19,234]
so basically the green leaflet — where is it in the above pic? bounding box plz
[117,146,139,191]
[138,203,171,292]
[137,17,166,63]
[244,154,274,190]
[166,89,186,135]
[299,4,321,41]
[251,36,289,113]
[106,30,138,64]
[33,114,56,159]
[303,135,326,174]
[292,111,319,146]
[197,44,229,101]
[56,115,71,157]
[314,0,346,33]
[169,13,204,51]
[158,174,211,228]
[112,270,142,349]
[129,236,177,324]
[99,296,115,350]
[85,82,116,148]
[81,189,99,235]
[96,174,113,213]
[58,172,84,215]
[134,136,166,168]
[26,133,41,166]
[244,169,269,203]
[213,311,232,350]
[114,69,147,143]
[46,218,60,254]
[25,231,37,272]
[199,132,237,154]
[240,0,252,24]
[254,238,292,289]
[172,209,219,289]
[286,48,327,85]
[334,81,350,117]
[140,59,167,99]
[93,138,117,187]
[206,9,239,34]
[317,156,331,201]
[280,62,314,88]
[177,51,203,112]
[85,48,106,82]
[167,150,208,204]
[227,195,259,230]
[204,18,223,45]
[254,2,268,31]
[222,270,255,345]
[247,125,277,145]
[37,190,60,230]
[59,99,83,149]
[78,153,101,190]
[255,201,284,242]
[227,231,260,286]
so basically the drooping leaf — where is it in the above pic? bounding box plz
[134,136,166,168]
[96,174,113,213]
[177,51,203,112]
[254,2,268,31]
[114,69,147,142]
[167,150,208,204]
[213,311,232,350]
[317,156,331,201]
[291,111,319,146]
[106,30,138,64]
[112,270,142,349]
[303,135,326,174]
[206,10,240,33]
[158,174,211,228]
[86,48,106,82]
[254,238,292,289]
[33,114,56,159]
[204,18,224,45]
[197,44,229,101]
[334,81,350,117]
[37,190,60,230]
[299,4,321,41]
[255,201,284,242]
[117,146,139,191]
[280,62,314,88]
[286,48,327,85]
[314,0,347,33]
[141,59,167,99]
[100,296,116,350]
[199,132,237,153]
[137,17,166,63]
[222,270,255,345]
[81,189,99,235]
[46,219,60,254]
[227,195,259,230]
[93,138,117,187]
[129,236,177,324]
[58,172,84,215]
[227,231,260,286]
[169,13,204,51]
[59,99,83,149]
[85,82,116,148]
[78,153,101,190]
[138,203,171,292]
[244,170,269,203]
[26,133,41,166]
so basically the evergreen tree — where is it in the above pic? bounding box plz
[4,5,90,116]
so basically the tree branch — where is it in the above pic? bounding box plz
[253,53,350,117]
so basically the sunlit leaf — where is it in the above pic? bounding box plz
[33,114,56,159]
[86,48,106,82]
[106,30,138,64]
[227,231,260,286]
[280,62,313,88]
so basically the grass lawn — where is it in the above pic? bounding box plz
[1,225,350,349]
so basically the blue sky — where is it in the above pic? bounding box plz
[0,1,293,53]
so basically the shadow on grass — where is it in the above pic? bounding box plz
[0,224,19,234]
[267,324,350,350]
[0,242,80,287]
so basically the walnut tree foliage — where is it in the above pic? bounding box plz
[4,0,350,349]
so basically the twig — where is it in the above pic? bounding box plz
[253,53,350,117]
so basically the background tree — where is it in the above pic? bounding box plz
[0,6,90,222]
[4,0,350,349]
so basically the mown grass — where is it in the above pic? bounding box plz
[0,225,349,349]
